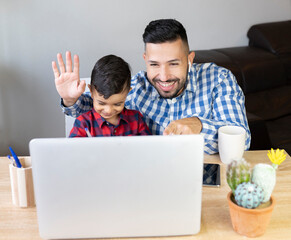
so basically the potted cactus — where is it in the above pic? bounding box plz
[226,149,286,238]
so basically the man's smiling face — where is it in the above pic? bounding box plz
[143,38,194,99]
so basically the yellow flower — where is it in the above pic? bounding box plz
[267,148,286,166]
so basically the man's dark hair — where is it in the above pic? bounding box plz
[142,19,189,49]
[91,55,131,99]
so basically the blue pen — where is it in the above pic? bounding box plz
[9,147,22,168]
[85,128,92,137]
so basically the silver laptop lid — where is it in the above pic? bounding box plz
[29,135,204,239]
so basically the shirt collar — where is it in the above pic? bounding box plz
[119,109,129,124]
[92,108,128,127]
[185,64,196,93]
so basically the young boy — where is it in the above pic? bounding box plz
[69,55,151,137]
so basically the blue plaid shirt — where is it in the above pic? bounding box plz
[62,63,251,154]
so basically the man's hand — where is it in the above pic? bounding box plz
[163,117,202,135]
[52,51,86,107]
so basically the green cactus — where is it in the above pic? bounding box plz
[226,158,251,194]
[226,149,286,209]
[234,182,264,209]
[251,164,276,203]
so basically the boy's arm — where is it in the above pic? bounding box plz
[52,51,93,117]
[69,118,89,138]
[137,112,151,135]
[52,51,86,107]
[61,93,93,118]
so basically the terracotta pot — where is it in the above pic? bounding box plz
[227,191,276,238]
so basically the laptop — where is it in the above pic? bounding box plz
[29,135,204,239]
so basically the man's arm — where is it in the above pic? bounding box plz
[163,117,202,135]
[163,69,250,154]
[198,71,250,154]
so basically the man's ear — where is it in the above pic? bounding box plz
[143,52,146,61]
[188,51,195,65]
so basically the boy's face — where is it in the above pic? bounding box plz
[90,86,128,125]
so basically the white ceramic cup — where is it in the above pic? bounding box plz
[218,126,246,164]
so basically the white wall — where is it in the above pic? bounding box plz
[1,0,290,155]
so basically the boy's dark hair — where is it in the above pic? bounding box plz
[142,19,189,49]
[91,55,131,99]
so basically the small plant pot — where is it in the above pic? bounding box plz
[227,191,276,238]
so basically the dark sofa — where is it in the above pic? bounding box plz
[193,20,291,154]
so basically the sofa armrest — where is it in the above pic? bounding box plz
[247,20,291,55]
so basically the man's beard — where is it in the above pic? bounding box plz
[151,77,185,99]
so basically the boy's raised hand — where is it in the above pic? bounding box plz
[52,51,86,107]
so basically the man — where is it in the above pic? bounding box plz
[53,19,250,154]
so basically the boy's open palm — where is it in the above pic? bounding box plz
[52,51,86,107]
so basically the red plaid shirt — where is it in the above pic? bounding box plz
[69,108,151,137]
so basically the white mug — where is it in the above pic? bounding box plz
[218,126,246,164]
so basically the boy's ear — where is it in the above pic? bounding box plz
[88,84,92,94]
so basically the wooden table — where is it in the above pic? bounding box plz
[1,151,290,240]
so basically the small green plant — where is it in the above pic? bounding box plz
[226,158,251,194]
[226,149,286,209]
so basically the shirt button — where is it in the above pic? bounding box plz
[106,122,109,125]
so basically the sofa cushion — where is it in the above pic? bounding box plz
[266,115,291,155]
[246,112,272,150]
[245,85,291,121]
[280,56,291,84]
